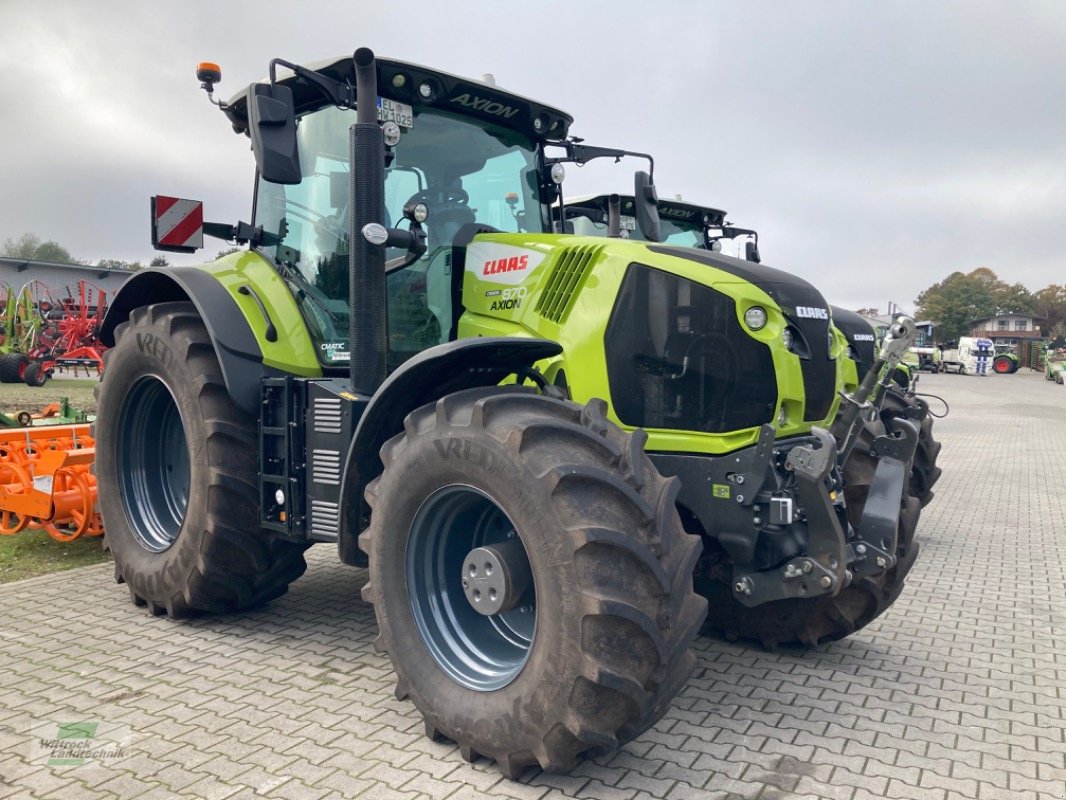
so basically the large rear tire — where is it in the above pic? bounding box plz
[0,353,27,384]
[360,388,705,777]
[698,419,920,649]
[95,302,308,617]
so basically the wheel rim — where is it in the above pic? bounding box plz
[406,485,536,691]
[118,377,190,552]
[994,359,1010,373]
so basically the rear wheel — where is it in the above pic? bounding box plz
[992,355,1013,374]
[95,302,308,617]
[0,353,27,384]
[698,419,920,648]
[360,388,705,776]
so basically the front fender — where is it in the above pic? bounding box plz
[102,266,273,414]
[337,336,563,566]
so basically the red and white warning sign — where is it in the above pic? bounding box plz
[151,195,204,252]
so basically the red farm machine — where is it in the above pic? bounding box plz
[0,280,109,386]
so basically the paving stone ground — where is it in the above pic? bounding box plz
[1,371,1065,800]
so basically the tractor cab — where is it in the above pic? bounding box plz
[218,55,573,370]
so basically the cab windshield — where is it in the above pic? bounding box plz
[254,105,545,367]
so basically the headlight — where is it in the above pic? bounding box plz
[828,329,835,352]
[782,327,794,351]
[743,306,767,331]
[778,406,787,427]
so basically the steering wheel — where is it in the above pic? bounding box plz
[405,187,470,213]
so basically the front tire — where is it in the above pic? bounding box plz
[360,388,705,777]
[95,302,308,617]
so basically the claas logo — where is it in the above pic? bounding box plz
[482,255,529,276]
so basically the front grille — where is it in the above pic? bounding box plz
[646,246,838,425]
[605,263,777,434]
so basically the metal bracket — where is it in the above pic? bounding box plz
[732,555,845,607]
[731,427,849,607]
[708,423,775,508]
[786,427,848,595]
[871,416,921,463]
[847,539,896,579]
[851,416,919,575]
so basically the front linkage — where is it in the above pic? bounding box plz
[664,316,920,610]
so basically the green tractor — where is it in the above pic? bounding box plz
[0,282,44,383]
[992,350,1020,374]
[96,50,917,775]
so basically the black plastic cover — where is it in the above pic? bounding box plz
[605,263,777,434]
[647,246,836,422]
[830,305,877,377]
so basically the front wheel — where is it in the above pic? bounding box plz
[360,388,705,777]
[95,302,308,617]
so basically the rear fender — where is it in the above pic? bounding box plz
[101,267,277,414]
[337,337,563,566]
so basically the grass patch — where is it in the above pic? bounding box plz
[0,376,98,415]
[0,528,110,583]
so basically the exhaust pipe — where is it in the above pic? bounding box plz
[349,47,387,395]
[607,194,622,237]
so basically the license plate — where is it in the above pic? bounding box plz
[377,97,413,129]
[619,215,637,231]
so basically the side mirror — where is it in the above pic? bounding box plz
[745,240,761,263]
[634,170,661,242]
[247,83,301,184]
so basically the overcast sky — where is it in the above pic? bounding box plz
[2,1,1064,312]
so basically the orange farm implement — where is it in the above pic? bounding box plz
[0,424,101,541]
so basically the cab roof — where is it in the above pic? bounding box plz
[565,194,727,227]
[223,54,573,143]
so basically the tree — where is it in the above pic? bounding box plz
[915,271,993,342]
[215,247,240,260]
[149,255,170,267]
[1,233,79,264]
[993,282,1037,316]
[854,307,880,316]
[96,258,144,271]
[915,268,1037,342]
[1035,284,1066,334]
